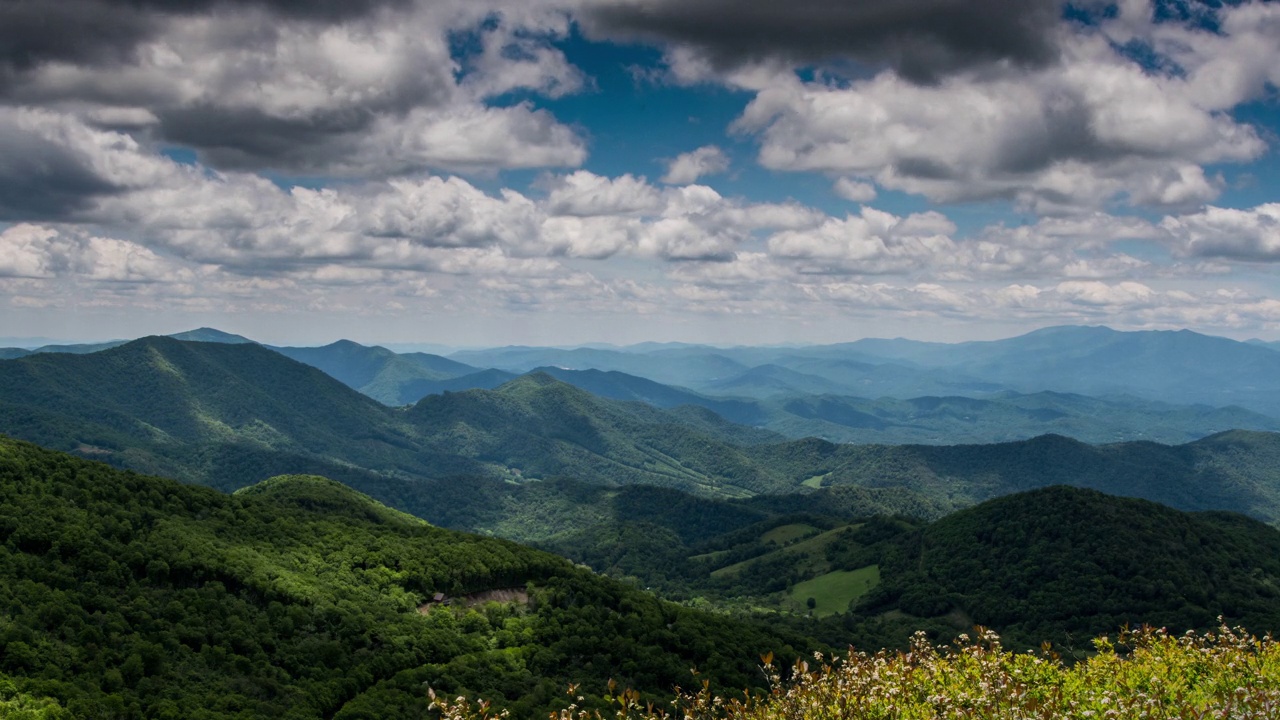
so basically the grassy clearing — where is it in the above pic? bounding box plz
[760,523,819,545]
[786,565,880,617]
[710,525,859,579]
[800,473,827,489]
[687,549,730,563]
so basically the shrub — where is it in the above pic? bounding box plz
[429,623,1280,719]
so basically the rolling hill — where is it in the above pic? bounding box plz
[862,486,1280,648]
[448,345,752,387]
[0,327,251,360]
[412,368,521,393]
[760,391,1280,445]
[167,328,255,344]
[480,482,1280,655]
[777,430,1280,525]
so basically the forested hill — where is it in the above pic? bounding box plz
[0,335,437,485]
[862,486,1280,649]
[0,437,809,718]
[779,430,1280,525]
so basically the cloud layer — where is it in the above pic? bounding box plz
[2,0,1280,341]
[5,104,1275,337]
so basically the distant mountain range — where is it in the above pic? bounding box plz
[447,325,1280,416]
[0,327,254,358]
[7,337,1280,528]
[11,324,1280,446]
[529,366,1280,445]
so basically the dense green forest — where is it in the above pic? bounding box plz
[0,437,811,718]
[459,483,1280,656]
[773,429,1280,525]
[849,486,1280,652]
[4,434,1280,715]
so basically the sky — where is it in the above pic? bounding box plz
[1,0,1279,347]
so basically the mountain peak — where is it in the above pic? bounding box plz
[505,370,567,388]
[318,339,388,354]
[167,328,255,344]
[1018,324,1117,339]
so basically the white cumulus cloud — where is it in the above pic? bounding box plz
[661,145,731,185]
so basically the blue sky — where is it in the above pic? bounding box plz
[0,0,1278,346]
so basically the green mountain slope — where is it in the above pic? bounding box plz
[448,346,752,387]
[27,340,128,354]
[532,367,763,424]
[404,368,519,396]
[491,483,1280,656]
[0,438,809,718]
[862,486,1280,648]
[399,473,944,545]
[0,340,787,499]
[0,336,439,486]
[405,373,783,496]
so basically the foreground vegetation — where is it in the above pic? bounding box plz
[432,624,1280,720]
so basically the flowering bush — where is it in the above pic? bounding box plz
[429,623,1280,719]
